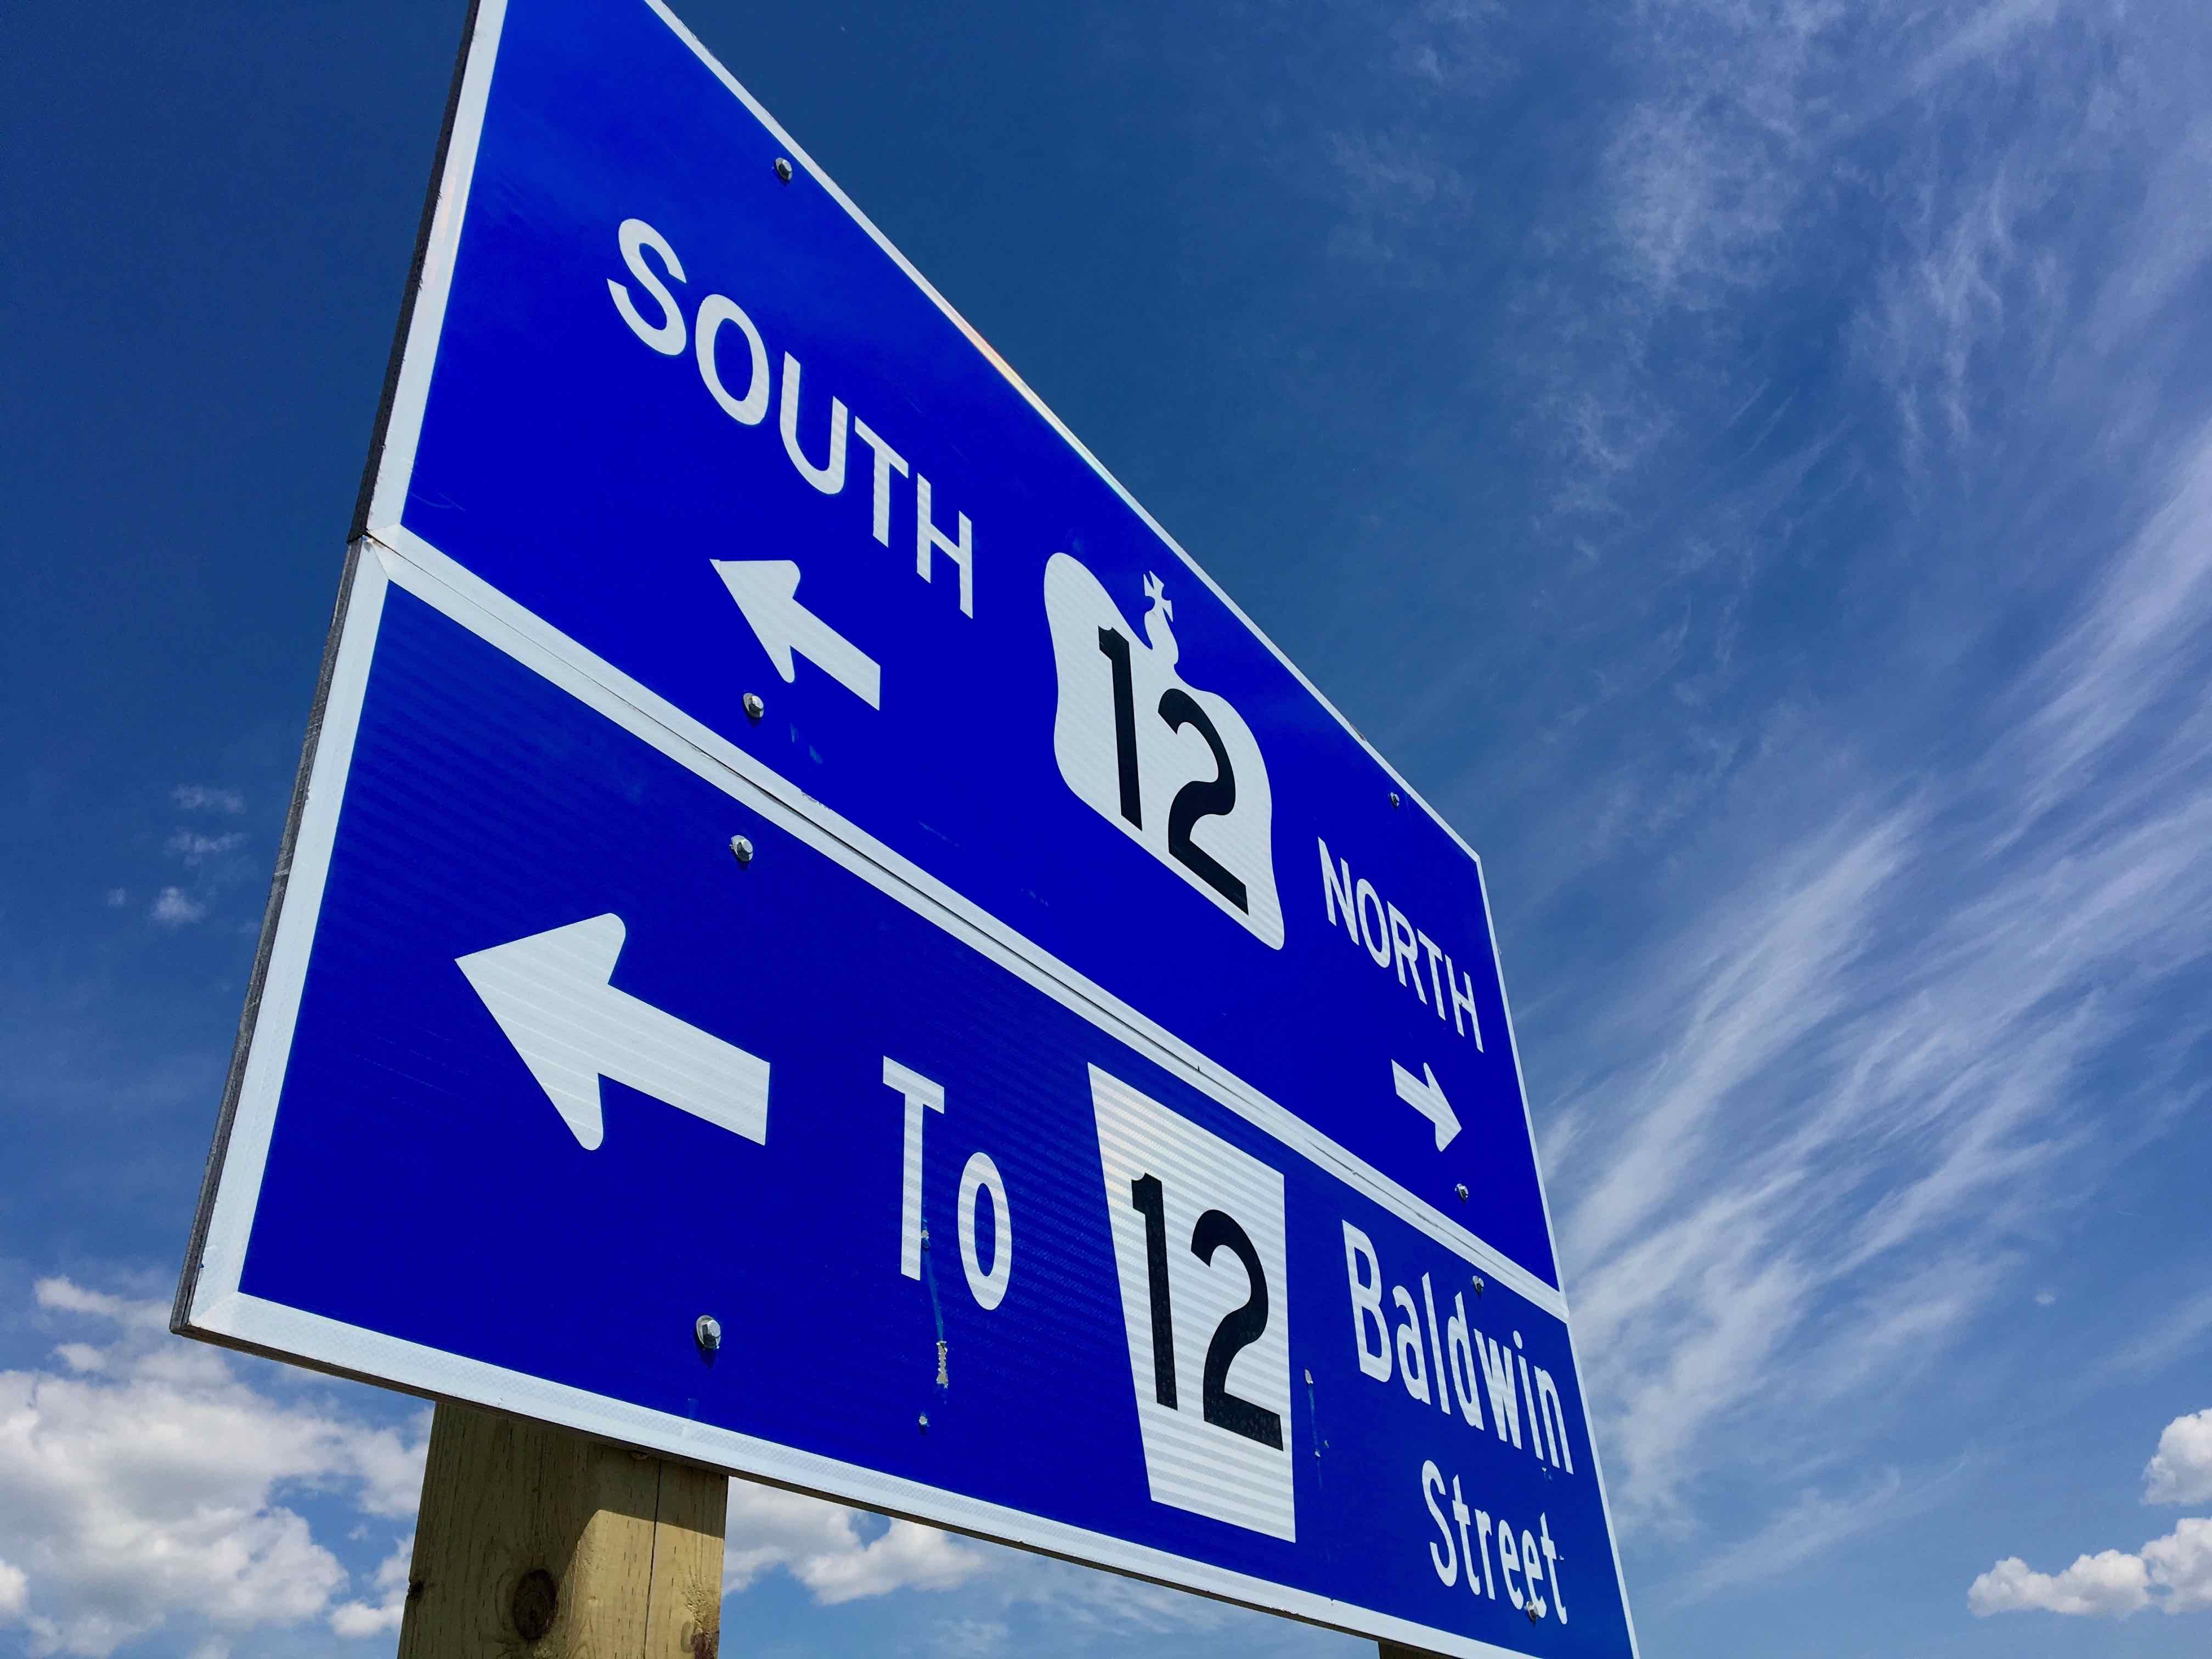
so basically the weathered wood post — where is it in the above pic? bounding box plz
[397,1402,727,1658]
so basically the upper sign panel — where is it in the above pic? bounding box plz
[365,0,1558,1286]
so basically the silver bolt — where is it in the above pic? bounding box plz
[742,691,765,722]
[1527,1603,1543,1623]
[729,835,755,866]
[774,157,793,183]
[695,1314,722,1352]
[917,1413,930,1431]
[1455,1183,1469,1203]
[1470,1273,1486,1296]
[1389,791,1402,808]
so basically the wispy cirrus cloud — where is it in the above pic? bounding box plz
[2112,1291,2212,1379]
[1321,0,2212,1595]
[169,786,245,816]
[165,830,245,869]
[1673,1465,1960,1607]
[1245,3,2212,1623]
[1551,409,2212,1539]
[138,782,256,929]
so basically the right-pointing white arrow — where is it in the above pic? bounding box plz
[1392,1059,1462,1151]
[712,558,882,708]
[458,913,770,1152]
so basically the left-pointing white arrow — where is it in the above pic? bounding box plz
[712,558,882,709]
[456,913,770,1152]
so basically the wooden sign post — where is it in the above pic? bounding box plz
[397,1403,727,1658]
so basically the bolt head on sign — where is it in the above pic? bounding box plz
[170,1,1639,1656]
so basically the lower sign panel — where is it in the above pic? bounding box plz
[177,548,1635,1659]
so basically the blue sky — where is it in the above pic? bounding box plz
[4,0,2211,1655]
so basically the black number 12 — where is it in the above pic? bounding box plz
[1095,629,1250,913]
[1128,1176,1283,1449]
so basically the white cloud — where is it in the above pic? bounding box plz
[327,1537,411,1639]
[328,1601,400,1640]
[8,1278,1183,1651]
[717,1482,1264,1645]
[166,831,245,868]
[796,1519,983,1605]
[149,888,207,928]
[2,1278,427,1657]
[2146,1410,2212,1506]
[2145,1518,2212,1612]
[723,1482,984,1606]
[1968,1549,2149,1617]
[171,786,245,814]
[0,1560,27,1621]
[1968,1519,2212,1619]
[1970,1412,2212,1618]
[33,1279,168,1332]
[101,889,126,909]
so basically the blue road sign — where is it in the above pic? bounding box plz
[176,1,1640,1652]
